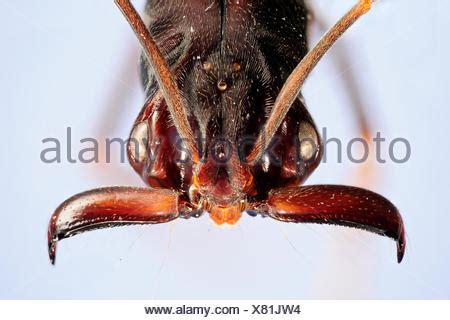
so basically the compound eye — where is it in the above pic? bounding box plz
[129,122,150,163]
[298,121,319,161]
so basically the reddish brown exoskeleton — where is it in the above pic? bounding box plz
[48,0,406,264]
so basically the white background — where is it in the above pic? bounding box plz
[1,0,448,298]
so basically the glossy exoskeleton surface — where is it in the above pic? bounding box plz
[48,0,406,264]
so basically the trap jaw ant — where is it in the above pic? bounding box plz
[48,0,405,264]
